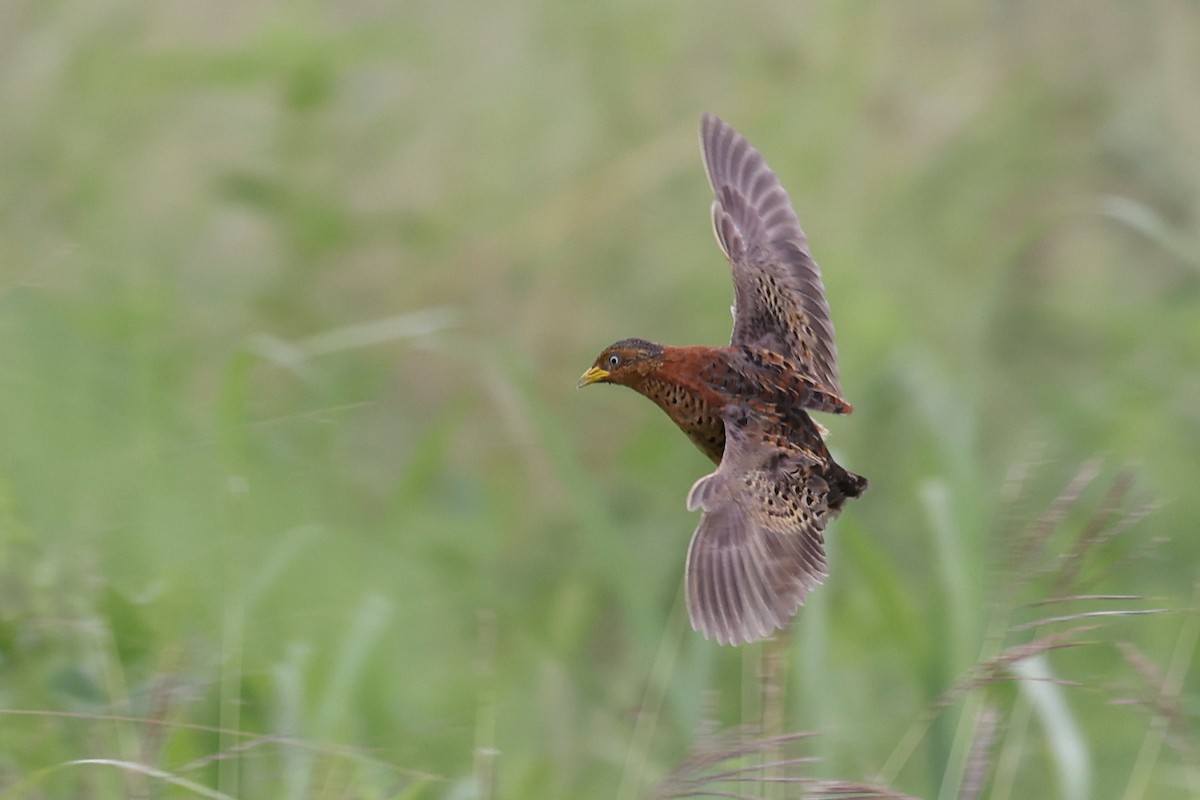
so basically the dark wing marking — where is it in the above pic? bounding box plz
[700,113,842,397]
[684,406,831,645]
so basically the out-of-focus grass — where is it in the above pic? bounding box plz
[1,1,1198,798]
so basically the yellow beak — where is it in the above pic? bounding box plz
[577,366,610,388]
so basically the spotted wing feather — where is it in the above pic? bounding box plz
[700,113,842,397]
[684,406,831,645]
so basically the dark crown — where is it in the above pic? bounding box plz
[608,338,664,356]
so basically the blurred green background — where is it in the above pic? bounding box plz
[1,0,1198,798]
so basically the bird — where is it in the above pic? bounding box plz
[578,113,867,646]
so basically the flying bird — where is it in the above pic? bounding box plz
[578,114,867,646]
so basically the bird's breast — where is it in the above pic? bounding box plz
[636,350,732,464]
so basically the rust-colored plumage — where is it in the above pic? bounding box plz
[579,114,866,646]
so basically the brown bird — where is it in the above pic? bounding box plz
[578,113,867,646]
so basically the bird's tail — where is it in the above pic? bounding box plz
[826,466,868,514]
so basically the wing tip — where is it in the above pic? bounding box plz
[700,111,725,134]
[688,601,792,646]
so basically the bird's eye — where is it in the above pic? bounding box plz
[607,354,620,368]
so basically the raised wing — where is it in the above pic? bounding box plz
[684,405,830,645]
[700,113,842,397]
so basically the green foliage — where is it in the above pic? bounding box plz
[1,0,1198,798]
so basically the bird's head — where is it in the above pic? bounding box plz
[577,338,665,388]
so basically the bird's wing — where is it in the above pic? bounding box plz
[684,405,830,646]
[700,113,842,397]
